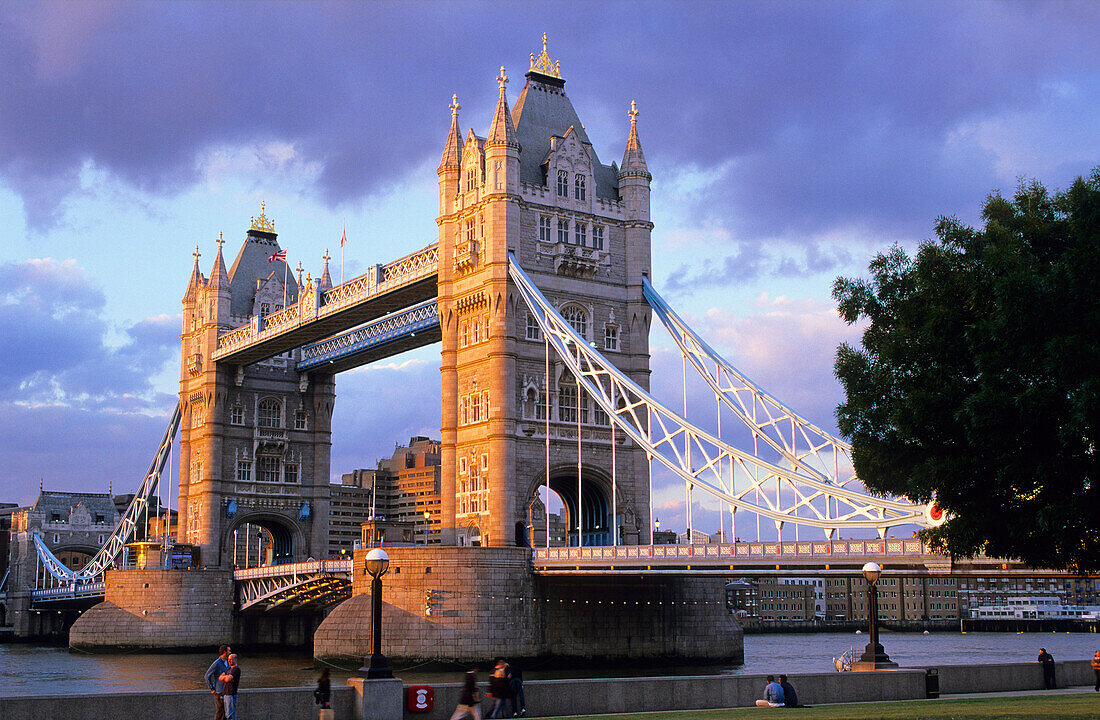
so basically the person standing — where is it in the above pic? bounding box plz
[220,653,241,720]
[449,669,482,720]
[204,645,231,720]
[1038,648,1056,689]
[1091,650,1100,692]
[506,661,526,717]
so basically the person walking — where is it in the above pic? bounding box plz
[1038,648,1056,689]
[204,644,231,720]
[449,669,483,720]
[220,653,241,720]
[506,661,526,717]
[487,660,513,719]
[755,675,785,707]
[1091,650,1100,692]
[315,667,331,709]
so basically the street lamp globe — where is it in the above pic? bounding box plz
[365,548,390,579]
[862,561,881,585]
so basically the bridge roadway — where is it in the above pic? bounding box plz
[211,243,439,367]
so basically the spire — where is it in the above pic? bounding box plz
[620,100,650,179]
[438,94,463,171]
[486,66,518,149]
[208,232,229,291]
[296,260,305,289]
[318,249,332,292]
[184,245,205,301]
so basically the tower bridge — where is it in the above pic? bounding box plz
[15,38,948,661]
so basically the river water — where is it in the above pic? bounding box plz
[2,631,1098,697]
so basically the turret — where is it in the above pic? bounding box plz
[619,100,651,222]
[484,66,520,196]
[207,232,232,327]
[318,249,333,293]
[437,95,463,215]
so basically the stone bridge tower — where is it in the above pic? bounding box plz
[436,39,654,548]
[177,210,335,566]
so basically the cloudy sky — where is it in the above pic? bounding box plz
[2,1,1097,537]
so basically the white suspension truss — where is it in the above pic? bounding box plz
[509,255,935,537]
[34,402,182,583]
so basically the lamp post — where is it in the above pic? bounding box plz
[853,561,898,670]
[359,548,392,678]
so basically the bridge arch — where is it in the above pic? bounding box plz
[224,513,304,567]
[526,463,613,547]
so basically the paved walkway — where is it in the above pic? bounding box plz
[943,685,1097,699]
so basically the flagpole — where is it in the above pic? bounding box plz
[283,256,288,309]
[341,220,346,285]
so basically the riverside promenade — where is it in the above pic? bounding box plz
[1,660,1095,720]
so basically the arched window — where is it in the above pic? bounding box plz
[562,305,588,339]
[258,398,282,428]
[574,174,586,201]
[556,170,568,196]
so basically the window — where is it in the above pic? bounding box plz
[258,398,281,428]
[604,325,619,351]
[481,453,489,472]
[459,457,468,475]
[557,170,568,196]
[535,391,547,420]
[472,318,480,344]
[284,463,299,484]
[465,220,475,244]
[237,461,251,483]
[592,225,604,250]
[575,223,587,246]
[191,404,204,428]
[460,321,469,348]
[539,216,551,243]
[559,384,578,423]
[558,219,569,244]
[574,174,586,201]
[230,406,244,425]
[259,456,279,483]
[190,460,202,485]
[466,167,477,192]
[526,314,541,340]
[481,391,490,421]
[294,410,307,430]
[562,305,588,339]
[594,406,610,426]
[260,302,270,318]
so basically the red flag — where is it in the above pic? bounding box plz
[340,225,347,248]
[267,250,287,263]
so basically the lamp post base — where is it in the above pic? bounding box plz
[851,642,898,671]
[359,653,393,679]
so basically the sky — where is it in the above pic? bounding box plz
[2,1,1098,538]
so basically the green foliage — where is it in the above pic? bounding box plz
[833,169,1100,571]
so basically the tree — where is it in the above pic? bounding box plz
[833,169,1100,571]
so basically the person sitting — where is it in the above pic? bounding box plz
[778,674,802,708]
[755,675,785,707]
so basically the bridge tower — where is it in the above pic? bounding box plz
[177,211,334,566]
[436,39,653,548]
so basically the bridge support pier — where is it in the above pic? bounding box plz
[69,568,233,651]
[314,547,743,666]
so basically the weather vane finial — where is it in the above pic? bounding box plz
[529,33,561,79]
[250,201,275,233]
[216,231,224,248]
[450,93,461,118]
[497,65,508,91]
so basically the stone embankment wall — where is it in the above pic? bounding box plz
[2,661,1093,720]
[69,568,232,651]
[313,546,743,664]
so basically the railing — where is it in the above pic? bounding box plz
[262,303,300,333]
[31,581,106,600]
[233,558,352,581]
[298,300,439,369]
[533,539,933,564]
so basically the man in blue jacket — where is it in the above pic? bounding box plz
[204,645,231,720]
[755,675,785,707]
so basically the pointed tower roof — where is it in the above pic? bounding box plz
[438,94,464,171]
[510,34,618,199]
[486,66,519,149]
[184,245,205,301]
[227,202,298,316]
[208,232,230,292]
[620,100,651,179]
[318,249,333,292]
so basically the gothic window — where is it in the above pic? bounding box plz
[574,174,586,201]
[557,219,569,244]
[539,216,551,243]
[230,406,244,425]
[535,391,547,420]
[594,405,610,426]
[480,214,485,239]
[579,393,588,424]
[481,391,490,421]
[191,404,204,429]
[480,453,489,472]
[237,461,251,483]
[466,167,477,192]
[483,315,491,340]
[526,314,541,340]
[460,396,468,425]
[258,398,282,428]
[190,460,202,485]
[562,305,588,339]
[472,318,480,344]
[460,321,469,348]
[260,302,270,318]
[604,324,619,351]
[294,410,307,430]
[558,383,577,423]
[259,455,279,483]
[592,225,604,250]
[575,223,587,247]
[556,170,568,196]
[465,220,476,244]
[459,456,468,475]
[284,464,299,484]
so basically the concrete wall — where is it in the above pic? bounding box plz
[1,661,1094,720]
[69,568,232,651]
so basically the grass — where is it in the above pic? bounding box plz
[538,693,1100,720]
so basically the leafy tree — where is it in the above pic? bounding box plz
[833,169,1100,571]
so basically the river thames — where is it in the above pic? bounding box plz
[2,631,1098,696]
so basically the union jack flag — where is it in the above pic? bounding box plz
[267,250,287,262]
